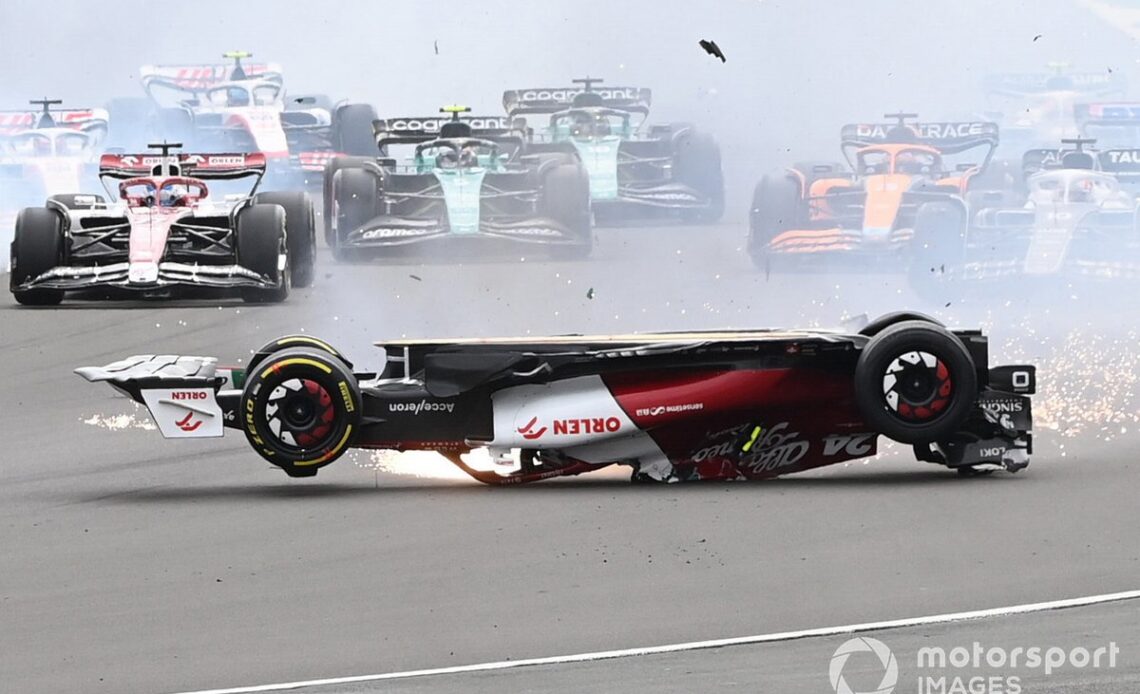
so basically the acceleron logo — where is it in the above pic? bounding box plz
[830,637,899,694]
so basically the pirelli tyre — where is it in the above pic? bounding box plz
[674,131,724,223]
[236,204,290,304]
[858,311,944,337]
[239,347,361,477]
[748,174,800,271]
[854,320,977,444]
[246,334,352,374]
[541,162,593,259]
[332,167,379,260]
[322,155,373,246]
[10,207,65,306]
[253,191,316,288]
[333,103,380,156]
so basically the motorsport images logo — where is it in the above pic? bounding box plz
[830,637,899,694]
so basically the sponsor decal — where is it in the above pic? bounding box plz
[1090,103,1140,119]
[517,416,547,440]
[386,117,509,133]
[981,399,1024,414]
[518,88,639,102]
[854,122,990,140]
[1103,149,1140,165]
[337,381,355,413]
[362,228,435,239]
[822,432,876,456]
[552,417,621,435]
[171,391,208,401]
[737,422,809,473]
[980,446,1006,458]
[207,155,246,166]
[635,402,704,417]
[388,400,455,415]
[175,412,203,432]
[497,227,563,236]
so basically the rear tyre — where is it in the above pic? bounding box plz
[332,103,380,156]
[542,163,593,259]
[858,311,944,337]
[10,207,65,306]
[236,205,290,304]
[748,174,800,271]
[675,132,724,223]
[332,167,378,261]
[854,320,977,444]
[253,191,316,288]
[239,347,361,477]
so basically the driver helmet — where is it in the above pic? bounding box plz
[435,150,459,169]
[895,150,928,174]
[159,183,187,207]
[226,86,250,107]
[458,145,479,168]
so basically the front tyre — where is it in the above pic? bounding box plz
[854,320,977,444]
[236,204,290,304]
[253,191,316,288]
[10,207,65,306]
[239,347,362,477]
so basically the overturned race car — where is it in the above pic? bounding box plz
[77,313,1035,484]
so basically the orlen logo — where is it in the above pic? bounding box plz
[517,416,547,440]
[553,417,621,435]
[172,391,208,400]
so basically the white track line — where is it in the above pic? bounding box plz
[172,589,1140,694]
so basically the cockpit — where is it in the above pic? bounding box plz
[550,108,632,141]
[855,145,941,176]
[1028,171,1119,204]
[4,130,96,158]
[201,81,283,108]
[119,177,209,208]
[415,140,505,174]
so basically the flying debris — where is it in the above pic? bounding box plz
[699,39,726,62]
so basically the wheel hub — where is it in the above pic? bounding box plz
[881,350,953,421]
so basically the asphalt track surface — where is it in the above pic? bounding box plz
[7,2,1140,692]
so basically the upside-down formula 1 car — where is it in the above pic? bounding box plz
[909,138,1140,299]
[8,144,316,305]
[748,114,999,271]
[0,99,108,211]
[324,106,592,260]
[109,51,377,189]
[502,77,723,223]
[76,313,1035,484]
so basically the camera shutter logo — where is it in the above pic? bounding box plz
[829,637,898,694]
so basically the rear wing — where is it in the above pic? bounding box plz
[98,152,267,179]
[374,115,521,147]
[502,86,652,117]
[0,108,109,135]
[840,121,999,153]
[1098,149,1140,177]
[983,71,1125,96]
[1076,102,1140,130]
[139,62,283,91]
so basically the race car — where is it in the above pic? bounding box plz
[0,99,108,211]
[75,313,1035,483]
[748,114,999,270]
[502,77,723,223]
[324,106,592,259]
[909,137,1140,295]
[981,64,1126,155]
[109,51,377,189]
[1076,102,1140,153]
[8,144,316,305]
